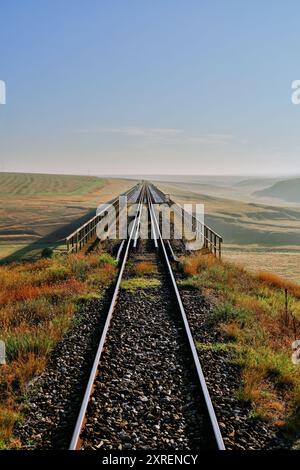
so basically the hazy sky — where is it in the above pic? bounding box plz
[1,0,300,176]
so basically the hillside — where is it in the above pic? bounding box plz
[0,173,136,262]
[234,177,282,188]
[0,173,105,196]
[254,178,300,203]
[155,180,300,282]
[157,181,300,248]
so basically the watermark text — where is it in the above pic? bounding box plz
[0,80,6,105]
[291,80,300,105]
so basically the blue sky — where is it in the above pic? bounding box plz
[0,0,300,175]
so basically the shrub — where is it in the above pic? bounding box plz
[87,264,116,289]
[179,253,219,276]
[12,297,54,327]
[210,301,250,327]
[41,247,53,259]
[12,352,47,391]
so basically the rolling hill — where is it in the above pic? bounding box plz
[0,172,136,262]
[254,178,300,203]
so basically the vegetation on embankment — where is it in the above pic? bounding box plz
[0,252,117,448]
[179,254,300,435]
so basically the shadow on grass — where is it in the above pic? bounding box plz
[0,208,97,264]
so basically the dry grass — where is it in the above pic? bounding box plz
[239,368,286,425]
[0,406,20,448]
[257,271,300,299]
[134,261,157,276]
[180,252,219,276]
[0,252,117,448]
[180,252,300,430]
[224,251,300,284]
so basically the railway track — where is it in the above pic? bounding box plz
[69,183,225,450]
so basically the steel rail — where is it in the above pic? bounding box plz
[133,185,145,248]
[147,187,225,451]
[166,240,178,262]
[116,240,125,262]
[69,185,145,450]
[148,196,158,248]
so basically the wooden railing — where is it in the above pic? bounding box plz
[194,218,223,258]
[65,183,141,253]
[149,183,223,258]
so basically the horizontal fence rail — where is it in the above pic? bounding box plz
[149,183,223,258]
[65,183,142,253]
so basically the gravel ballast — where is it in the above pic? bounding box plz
[80,247,215,450]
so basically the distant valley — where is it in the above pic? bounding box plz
[254,178,300,203]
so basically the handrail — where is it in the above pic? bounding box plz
[148,183,223,258]
[65,183,142,253]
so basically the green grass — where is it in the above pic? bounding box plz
[5,332,55,361]
[74,292,102,303]
[98,253,118,267]
[121,277,161,291]
[43,265,70,282]
[208,301,252,327]
[196,341,234,354]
